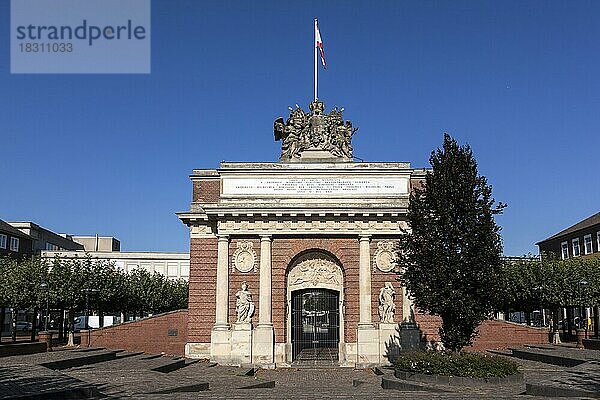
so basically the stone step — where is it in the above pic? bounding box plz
[39,350,118,370]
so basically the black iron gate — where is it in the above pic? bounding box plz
[291,289,339,364]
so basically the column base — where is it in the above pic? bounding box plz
[231,323,252,365]
[210,326,232,364]
[252,325,274,365]
[356,327,379,367]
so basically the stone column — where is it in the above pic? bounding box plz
[358,235,372,327]
[215,235,230,328]
[258,235,273,327]
[253,235,275,367]
[357,234,378,367]
[211,235,232,363]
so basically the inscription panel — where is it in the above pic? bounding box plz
[222,177,408,196]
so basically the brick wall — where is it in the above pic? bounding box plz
[471,320,548,350]
[81,310,188,356]
[414,311,548,350]
[271,237,360,343]
[188,237,218,343]
[192,179,220,203]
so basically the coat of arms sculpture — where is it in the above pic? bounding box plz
[274,100,358,161]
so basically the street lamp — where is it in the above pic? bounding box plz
[40,282,49,332]
[80,288,99,347]
[533,286,544,327]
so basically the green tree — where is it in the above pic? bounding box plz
[3,256,48,341]
[399,134,505,352]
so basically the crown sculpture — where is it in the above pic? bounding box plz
[274,100,358,162]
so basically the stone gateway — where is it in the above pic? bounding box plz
[178,100,426,367]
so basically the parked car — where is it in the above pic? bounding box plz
[15,321,32,331]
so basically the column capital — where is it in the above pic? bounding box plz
[217,234,229,242]
[359,234,371,241]
[259,234,272,241]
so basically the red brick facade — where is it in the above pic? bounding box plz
[185,237,422,345]
[192,179,220,203]
[188,238,217,343]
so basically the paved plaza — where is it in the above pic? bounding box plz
[0,345,598,399]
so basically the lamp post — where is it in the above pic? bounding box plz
[580,280,589,335]
[40,282,49,332]
[80,288,99,347]
[575,280,588,348]
[533,286,544,327]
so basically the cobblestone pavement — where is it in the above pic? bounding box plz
[0,348,597,399]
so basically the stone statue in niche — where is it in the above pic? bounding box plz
[378,282,396,323]
[235,281,255,323]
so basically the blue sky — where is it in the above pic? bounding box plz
[1,1,598,255]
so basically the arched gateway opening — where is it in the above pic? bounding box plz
[292,288,340,362]
[286,251,344,365]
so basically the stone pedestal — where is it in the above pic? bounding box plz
[231,323,252,365]
[210,327,232,364]
[252,325,275,367]
[576,329,585,349]
[356,326,379,367]
[551,330,561,345]
[38,331,53,352]
[185,342,210,359]
[379,323,400,365]
[400,322,420,351]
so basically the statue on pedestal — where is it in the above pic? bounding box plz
[378,282,396,323]
[235,281,255,323]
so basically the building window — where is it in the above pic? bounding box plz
[572,238,581,257]
[45,242,59,251]
[561,241,569,259]
[0,234,6,249]
[10,237,19,252]
[584,234,593,255]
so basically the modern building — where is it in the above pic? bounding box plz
[537,212,600,260]
[0,219,34,259]
[178,100,426,367]
[8,221,84,253]
[42,250,190,281]
[5,221,187,281]
[71,236,121,252]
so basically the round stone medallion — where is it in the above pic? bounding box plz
[373,241,398,273]
[232,241,257,273]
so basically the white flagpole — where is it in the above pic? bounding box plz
[314,18,318,101]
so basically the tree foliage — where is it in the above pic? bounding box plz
[0,254,188,339]
[399,134,506,352]
[497,256,600,314]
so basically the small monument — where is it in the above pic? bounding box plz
[274,100,357,162]
[400,286,420,351]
